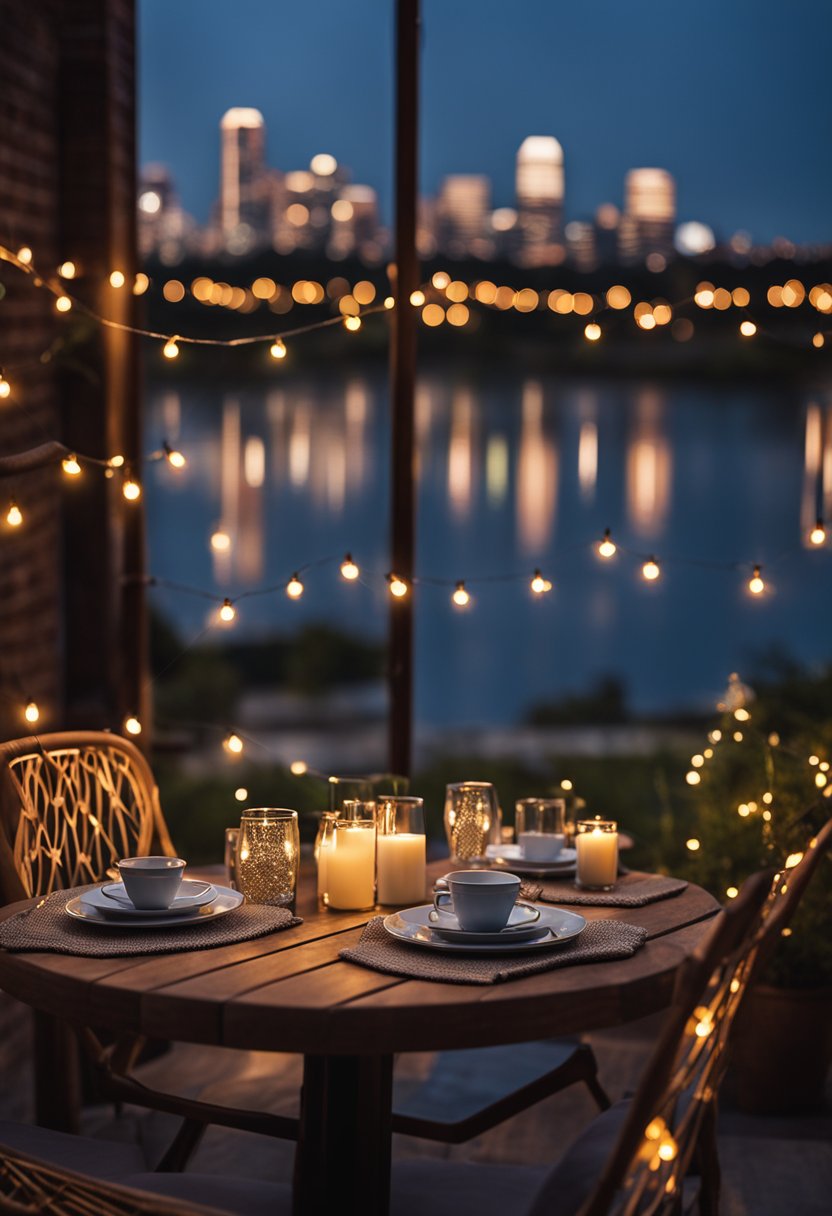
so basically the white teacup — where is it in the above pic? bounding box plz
[432,870,539,933]
[117,856,186,910]
[518,831,565,862]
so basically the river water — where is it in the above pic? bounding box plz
[145,363,832,726]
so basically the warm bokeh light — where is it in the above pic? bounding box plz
[218,598,237,624]
[61,454,82,477]
[55,295,72,312]
[812,333,825,348]
[6,501,23,527]
[686,771,701,785]
[584,322,601,341]
[686,838,700,851]
[124,715,142,736]
[739,320,757,337]
[235,787,248,802]
[290,760,308,776]
[605,285,631,310]
[269,338,287,360]
[165,447,186,469]
[210,528,231,552]
[133,272,150,295]
[597,529,616,559]
[163,337,180,359]
[58,260,76,279]
[286,574,304,599]
[109,270,125,289]
[809,519,827,545]
[24,700,40,724]
[122,476,141,502]
[422,303,444,327]
[353,280,376,305]
[340,554,359,580]
[163,279,185,302]
[748,566,765,595]
[388,573,409,598]
[310,153,337,176]
[732,287,750,308]
[452,581,471,608]
[409,289,426,307]
[17,246,32,264]
[0,376,10,399]
[344,315,362,332]
[446,303,469,327]
[642,557,660,581]
[530,570,552,595]
[224,733,244,755]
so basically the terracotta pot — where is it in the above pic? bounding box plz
[729,983,832,1113]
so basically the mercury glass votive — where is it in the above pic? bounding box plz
[444,781,498,863]
[575,817,618,890]
[236,808,300,909]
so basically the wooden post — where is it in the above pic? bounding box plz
[388,0,420,777]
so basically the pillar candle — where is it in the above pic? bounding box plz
[576,825,618,888]
[377,833,426,905]
[327,824,376,910]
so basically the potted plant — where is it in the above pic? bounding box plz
[673,671,832,1113]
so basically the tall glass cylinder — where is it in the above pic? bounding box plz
[575,817,618,890]
[376,796,426,906]
[328,776,374,811]
[444,781,498,863]
[326,818,377,910]
[316,812,337,905]
[236,808,300,909]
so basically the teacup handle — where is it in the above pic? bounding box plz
[430,876,453,921]
[513,899,541,924]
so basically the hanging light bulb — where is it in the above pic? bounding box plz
[164,443,186,469]
[210,527,231,552]
[58,260,77,279]
[642,556,660,581]
[162,336,180,359]
[0,373,11,399]
[748,565,765,595]
[286,573,304,599]
[388,573,409,598]
[109,454,125,469]
[61,454,82,477]
[344,315,362,332]
[290,760,308,776]
[124,715,142,736]
[269,337,287,360]
[809,519,827,546]
[223,732,244,755]
[597,528,616,559]
[340,554,359,580]
[584,322,602,342]
[109,270,126,288]
[6,500,23,527]
[55,295,72,313]
[739,320,757,337]
[218,598,237,624]
[530,569,552,595]
[17,246,33,264]
[122,473,141,502]
[452,581,471,608]
[24,700,40,724]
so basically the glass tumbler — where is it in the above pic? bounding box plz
[341,799,377,822]
[376,796,426,906]
[515,798,566,860]
[328,775,374,811]
[236,808,300,909]
[444,781,499,863]
[575,817,619,890]
[316,812,337,905]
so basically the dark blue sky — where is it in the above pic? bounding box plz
[139,0,831,243]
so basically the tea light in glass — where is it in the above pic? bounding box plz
[575,817,618,890]
[326,818,377,910]
[376,796,426,906]
[236,808,300,909]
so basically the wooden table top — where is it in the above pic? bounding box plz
[0,862,719,1056]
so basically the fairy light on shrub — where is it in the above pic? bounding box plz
[530,569,552,595]
[642,556,661,581]
[597,528,616,559]
[286,573,304,599]
[340,554,359,581]
[452,581,471,608]
[748,565,765,595]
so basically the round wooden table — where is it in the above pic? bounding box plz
[0,862,719,1216]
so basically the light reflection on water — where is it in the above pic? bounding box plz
[145,368,832,725]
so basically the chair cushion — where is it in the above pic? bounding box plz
[391,1160,548,1216]
[0,1119,147,1181]
[123,1173,292,1216]
[526,1099,631,1216]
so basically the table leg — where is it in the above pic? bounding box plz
[33,1011,80,1132]
[294,1053,393,1216]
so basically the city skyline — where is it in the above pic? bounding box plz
[139,0,832,245]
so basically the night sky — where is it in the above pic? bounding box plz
[139,0,831,244]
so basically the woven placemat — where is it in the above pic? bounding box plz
[531,873,688,908]
[339,916,647,985]
[0,885,301,957]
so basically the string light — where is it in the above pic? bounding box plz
[61,454,82,477]
[286,574,304,599]
[726,886,739,899]
[343,315,362,332]
[597,528,617,559]
[388,573,409,598]
[584,322,602,341]
[109,270,125,289]
[109,454,125,469]
[223,732,244,755]
[691,754,704,767]
[642,557,660,581]
[809,519,827,546]
[55,295,72,313]
[122,474,141,502]
[340,554,359,580]
[163,443,187,469]
[685,771,701,785]
[530,569,552,595]
[812,333,825,349]
[124,715,142,736]
[235,787,248,802]
[6,500,23,527]
[269,338,287,360]
[452,581,471,608]
[218,598,237,624]
[290,760,308,776]
[748,565,765,595]
[23,700,40,724]
[409,290,426,307]
[0,373,11,399]
[739,320,757,337]
[162,336,180,359]
[16,246,32,264]
[685,838,700,851]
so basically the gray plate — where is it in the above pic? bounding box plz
[67,885,244,929]
[383,904,587,954]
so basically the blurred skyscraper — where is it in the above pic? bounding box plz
[137,165,196,261]
[619,168,676,265]
[515,136,565,266]
[436,175,491,258]
[219,107,271,253]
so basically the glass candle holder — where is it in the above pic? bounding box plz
[328,775,374,811]
[236,808,300,909]
[515,798,566,861]
[316,812,337,905]
[326,818,376,910]
[224,827,240,889]
[341,799,377,822]
[444,782,498,863]
[376,796,426,906]
[575,817,618,890]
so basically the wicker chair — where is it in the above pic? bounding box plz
[0,731,607,1165]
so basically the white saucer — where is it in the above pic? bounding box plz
[427,902,546,944]
[486,845,577,878]
[68,885,243,929]
[91,880,217,918]
[383,905,586,954]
